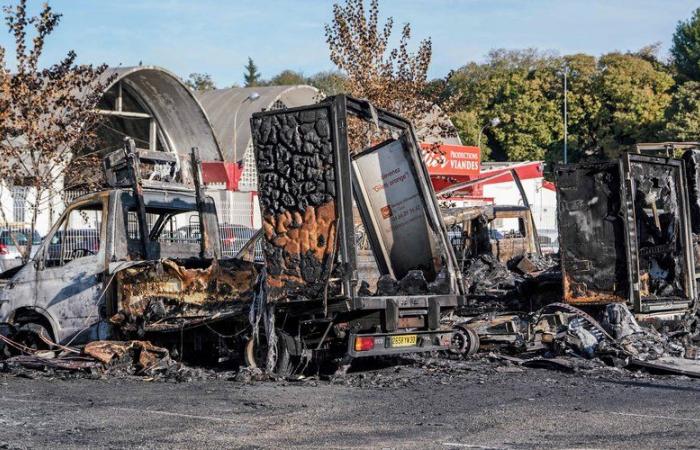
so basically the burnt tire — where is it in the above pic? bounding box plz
[449,325,480,357]
[11,323,52,355]
[244,332,294,379]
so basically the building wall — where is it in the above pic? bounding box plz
[0,182,66,237]
[481,178,558,232]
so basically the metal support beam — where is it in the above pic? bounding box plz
[124,137,152,260]
[95,109,152,119]
[149,119,157,151]
[190,147,212,259]
[510,168,542,255]
[116,82,123,112]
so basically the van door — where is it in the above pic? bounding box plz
[35,200,107,344]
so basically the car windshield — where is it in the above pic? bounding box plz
[0,230,41,246]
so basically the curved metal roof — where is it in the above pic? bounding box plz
[100,66,223,161]
[197,85,319,162]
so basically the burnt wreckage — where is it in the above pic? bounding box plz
[448,150,700,374]
[556,154,696,318]
[0,141,262,367]
[0,96,467,374]
[0,95,699,377]
[249,96,465,369]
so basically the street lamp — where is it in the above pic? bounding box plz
[232,91,261,156]
[560,65,570,164]
[477,117,501,149]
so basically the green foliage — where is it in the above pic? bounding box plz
[665,81,700,141]
[308,70,348,96]
[444,48,674,163]
[269,69,306,85]
[244,57,262,87]
[446,49,565,163]
[594,52,673,158]
[185,73,216,91]
[671,7,700,82]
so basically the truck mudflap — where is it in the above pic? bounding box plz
[348,330,453,357]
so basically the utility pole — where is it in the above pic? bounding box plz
[563,66,569,164]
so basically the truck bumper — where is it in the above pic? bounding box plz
[348,330,453,358]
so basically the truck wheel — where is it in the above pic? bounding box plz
[449,325,480,356]
[243,333,294,378]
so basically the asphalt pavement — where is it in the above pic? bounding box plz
[0,357,698,449]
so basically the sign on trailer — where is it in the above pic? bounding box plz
[352,136,440,281]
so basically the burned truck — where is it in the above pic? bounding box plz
[556,153,697,321]
[0,143,261,363]
[442,205,539,268]
[248,95,465,367]
[0,96,466,374]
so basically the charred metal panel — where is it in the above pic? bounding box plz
[558,155,696,313]
[352,136,442,281]
[556,162,628,304]
[621,154,695,312]
[251,105,342,301]
[682,150,700,233]
[112,258,258,333]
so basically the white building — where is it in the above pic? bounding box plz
[479,161,558,233]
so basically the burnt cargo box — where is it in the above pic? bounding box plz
[556,154,696,314]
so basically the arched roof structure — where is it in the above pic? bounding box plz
[95,66,222,161]
[197,85,319,162]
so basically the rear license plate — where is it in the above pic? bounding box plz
[390,334,417,347]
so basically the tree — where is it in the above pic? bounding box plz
[308,70,347,96]
[185,72,216,91]
[444,48,675,163]
[0,0,110,261]
[594,52,673,158]
[665,81,700,141]
[671,7,700,82]
[325,0,449,145]
[269,69,306,85]
[243,57,262,87]
[445,49,564,162]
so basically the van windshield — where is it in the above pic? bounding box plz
[122,192,215,260]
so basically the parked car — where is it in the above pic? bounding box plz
[538,229,559,255]
[47,229,100,262]
[0,228,41,273]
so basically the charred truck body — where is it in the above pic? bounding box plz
[0,144,260,362]
[250,95,464,362]
[0,96,464,371]
[556,153,697,321]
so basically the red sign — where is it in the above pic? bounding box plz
[201,161,242,191]
[421,144,480,176]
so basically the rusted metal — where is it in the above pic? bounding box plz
[84,340,169,371]
[112,258,258,333]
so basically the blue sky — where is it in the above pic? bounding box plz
[0,0,697,87]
